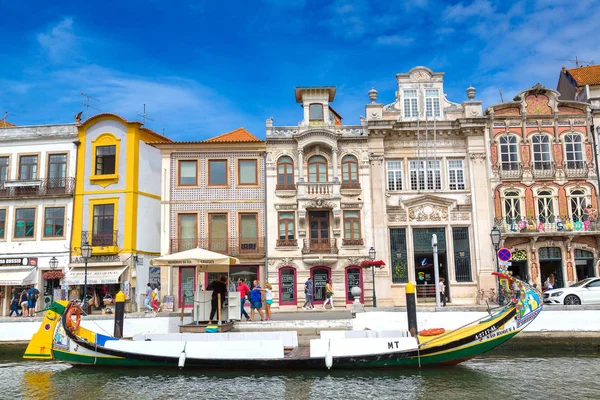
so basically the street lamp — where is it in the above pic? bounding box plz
[369,246,377,308]
[489,227,504,306]
[49,257,58,302]
[81,241,93,312]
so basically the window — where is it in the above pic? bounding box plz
[239,213,258,252]
[390,228,408,284]
[309,104,323,120]
[208,160,228,186]
[453,227,472,282]
[0,209,5,239]
[341,155,359,187]
[279,267,297,305]
[409,160,441,190]
[208,213,227,252]
[14,208,35,238]
[503,191,522,223]
[19,155,38,180]
[343,211,361,242]
[425,89,441,117]
[47,153,67,188]
[565,134,584,169]
[569,189,587,222]
[387,161,403,191]
[0,156,8,182]
[537,190,555,223]
[403,90,418,118]
[532,135,552,170]
[278,212,295,245]
[448,159,465,190]
[44,207,65,237]
[95,146,116,175]
[277,156,294,189]
[499,136,519,170]
[178,214,197,251]
[238,160,258,185]
[308,155,328,182]
[92,204,115,246]
[178,160,197,186]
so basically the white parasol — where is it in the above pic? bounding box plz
[150,247,240,272]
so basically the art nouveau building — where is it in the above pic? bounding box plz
[365,66,492,306]
[153,129,266,311]
[266,87,373,308]
[487,84,598,288]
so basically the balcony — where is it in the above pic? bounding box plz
[531,162,555,179]
[276,239,298,247]
[498,163,523,180]
[169,237,266,257]
[0,177,75,198]
[496,220,600,234]
[564,161,589,178]
[299,182,335,196]
[275,184,296,191]
[302,238,338,254]
[342,238,364,246]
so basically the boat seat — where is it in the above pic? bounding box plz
[133,331,298,349]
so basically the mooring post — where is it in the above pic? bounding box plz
[217,293,222,326]
[406,282,418,337]
[180,295,185,325]
[114,290,125,338]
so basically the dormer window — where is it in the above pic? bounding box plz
[403,90,418,118]
[425,89,441,117]
[309,104,323,121]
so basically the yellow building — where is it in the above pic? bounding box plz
[68,113,170,312]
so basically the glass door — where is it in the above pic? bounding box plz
[309,211,329,252]
[179,267,196,308]
[311,267,330,303]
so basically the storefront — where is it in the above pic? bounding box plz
[0,257,38,316]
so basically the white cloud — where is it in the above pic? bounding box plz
[375,34,415,47]
[444,0,494,22]
[37,17,79,63]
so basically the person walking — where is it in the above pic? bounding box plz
[439,277,447,307]
[264,283,273,321]
[144,283,154,313]
[322,279,334,310]
[208,276,228,324]
[9,288,20,317]
[27,285,40,317]
[302,277,314,310]
[151,284,160,313]
[20,289,29,317]
[249,280,265,321]
[237,278,251,321]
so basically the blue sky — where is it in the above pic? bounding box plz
[1,0,598,141]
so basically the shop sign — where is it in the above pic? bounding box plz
[70,255,121,264]
[0,257,37,267]
[495,217,595,233]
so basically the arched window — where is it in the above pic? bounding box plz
[308,155,328,182]
[341,155,359,187]
[499,136,519,171]
[503,190,522,223]
[278,267,297,306]
[277,156,294,189]
[532,135,552,171]
[564,134,584,169]
[569,189,587,222]
[536,190,555,223]
[309,104,323,121]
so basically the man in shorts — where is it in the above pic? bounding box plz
[249,280,265,321]
[27,285,40,317]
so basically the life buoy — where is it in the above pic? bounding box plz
[420,328,445,336]
[66,305,82,332]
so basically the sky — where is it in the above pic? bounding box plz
[1,0,599,141]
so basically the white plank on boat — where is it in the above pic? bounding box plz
[310,337,418,358]
[104,341,185,358]
[185,340,284,359]
[135,331,298,349]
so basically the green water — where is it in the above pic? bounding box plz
[1,343,599,400]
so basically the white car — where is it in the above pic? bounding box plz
[543,278,600,305]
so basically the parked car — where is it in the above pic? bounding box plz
[543,278,600,305]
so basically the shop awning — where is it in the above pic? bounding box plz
[62,266,128,285]
[0,267,37,286]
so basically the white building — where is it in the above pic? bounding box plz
[0,123,78,316]
[266,87,373,308]
[365,66,492,306]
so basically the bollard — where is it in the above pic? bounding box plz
[406,282,418,337]
[114,290,125,338]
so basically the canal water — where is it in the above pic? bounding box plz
[1,343,599,400]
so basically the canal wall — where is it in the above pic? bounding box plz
[1,308,600,342]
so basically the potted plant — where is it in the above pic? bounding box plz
[43,270,65,280]
[360,260,386,269]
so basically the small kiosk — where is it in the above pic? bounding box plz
[151,248,240,332]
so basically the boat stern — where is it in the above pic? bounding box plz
[23,300,68,360]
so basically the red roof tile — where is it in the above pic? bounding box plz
[203,127,261,143]
[0,120,15,128]
[566,64,600,87]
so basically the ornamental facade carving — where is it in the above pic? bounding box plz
[407,204,449,222]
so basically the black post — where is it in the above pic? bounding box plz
[406,282,418,337]
[371,265,377,308]
[83,257,88,313]
[495,249,505,306]
[114,291,125,338]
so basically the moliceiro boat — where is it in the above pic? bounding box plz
[24,273,542,369]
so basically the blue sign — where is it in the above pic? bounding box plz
[497,248,511,262]
[420,258,428,266]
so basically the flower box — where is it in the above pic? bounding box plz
[360,260,386,269]
[43,271,65,280]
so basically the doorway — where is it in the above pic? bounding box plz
[412,228,449,302]
[309,211,330,252]
[345,266,363,304]
[574,249,594,280]
[311,267,330,304]
[539,247,564,288]
[179,267,196,309]
[508,261,527,281]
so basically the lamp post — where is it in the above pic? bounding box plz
[81,241,93,312]
[369,247,377,308]
[49,257,58,302]
[489,227,504,306]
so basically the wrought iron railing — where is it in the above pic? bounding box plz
[276,239,298,247]
[564,162,588,178]
[302,238,338,254]
[498,163,523,179]
[531,161,555,178]
[0,177,75,198]
[82,230,119,247]
[342,238,364,246]
[170,237,266,256]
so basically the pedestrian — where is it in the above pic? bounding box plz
[264,283,273,321]
[512,276,521,302]
[20,289,29,317]
[322,279,335,310]
[302,277,314,310]
[144,283,153,313]
[152,284,160,313]
[208,276,228,324]
[9,288,20,317]
[439,277,447,307]
[237,278,251,321]
[27,285,40,317]
[227,277,236,293]
[249,280,265,321]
